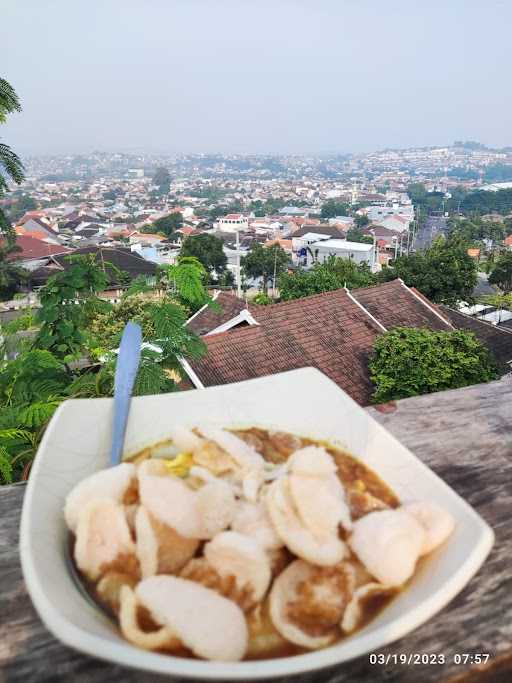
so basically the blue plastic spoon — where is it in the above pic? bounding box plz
[109,321,142,467]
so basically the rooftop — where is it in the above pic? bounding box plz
[184,280,512,404]
[312,239,374,252]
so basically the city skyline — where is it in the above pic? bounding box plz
[2,0,512,156]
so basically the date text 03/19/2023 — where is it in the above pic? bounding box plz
[369,653,491,666]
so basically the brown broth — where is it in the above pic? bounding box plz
[70,427,401,661]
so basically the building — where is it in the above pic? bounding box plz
[217,213,249,233]
[367,204,414,225]
[4,235,72,271]
[306,239,376,270]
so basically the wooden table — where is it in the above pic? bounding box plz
[1,378,511,683]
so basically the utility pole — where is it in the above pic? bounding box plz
[236,229,242,299]
[272,246,278,299]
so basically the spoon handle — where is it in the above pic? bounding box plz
[110,321,142,467]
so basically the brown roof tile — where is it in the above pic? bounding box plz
[189,289,381,405]
[352,279,453,332]
[187,292,247,336]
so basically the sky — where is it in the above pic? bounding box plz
[2,0,511,156]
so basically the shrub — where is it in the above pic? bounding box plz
[369,327,497,403]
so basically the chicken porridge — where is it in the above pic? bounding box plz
[64,426,455,662]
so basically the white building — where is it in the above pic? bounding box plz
[217,213,249,233]
[367,203,414,223]
[306,239,376,270]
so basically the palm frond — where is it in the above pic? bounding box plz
[0,78,22,116]
[0,143,25,186]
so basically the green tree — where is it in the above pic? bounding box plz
[488,252,512,293]
[279,256,376,301]
[180,233,227,279]
[35,254,110,362]
[252,292,273,305]
[153,167,171,194]
[379,235,477,306]
[8,194,37,223]
[0,256,207,483]
[369,327,497,404]
[153,212,183,238]
[0,78,24,205]
[242,243,290,294]
[320,199,351,219]
[163,256,209,310]
[346,227,373,244]
[354,214,369,229]
[0,242,28,300]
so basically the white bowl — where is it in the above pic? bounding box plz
[20,367,494,680]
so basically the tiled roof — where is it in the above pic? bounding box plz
[4,235,72,260]
[51,246,157,282]
[186,292,248,336]
[352,279,453,332]
[185,280,512,405]
[440,306,512,374]
[292,224,345,239]
[188,289,381,405]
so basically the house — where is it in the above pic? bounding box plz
[291,224,348,262]
[4,235,72,271]
[217,214,249,233]
[375,214,411,233]
[363,224,401,248]
[264,238,293,254]
[367,204,414,224]
[182,279,512,404]
[305,239,376,270]
[27,245,157,292]
[15,217,60,243]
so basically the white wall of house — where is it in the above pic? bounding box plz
[306,239,376,270]
[217,216,249,233]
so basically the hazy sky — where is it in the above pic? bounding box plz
[2,0,511,155]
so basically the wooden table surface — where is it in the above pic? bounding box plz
[1,378,511,683]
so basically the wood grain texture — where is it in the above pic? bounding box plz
[1,377,511,682]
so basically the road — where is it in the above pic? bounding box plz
[413,214,448,251]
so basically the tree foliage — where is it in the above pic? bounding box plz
[0,255,208,483]
[369,327,497,404]
[0,241,28,300]
[320,199,351,219]
[346,227,373,244]
[180,233,227,278]
[35,254,109,361]
[461,189,512,215]
[379,235,477,306]
[242,242,290,294]
[7,194,37,222]
[153,167,171,194]
[152,212,183,237]
[488,252,512,293]
[279,256,376,301]
[447,216,509,245]
[0,78,25,247]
